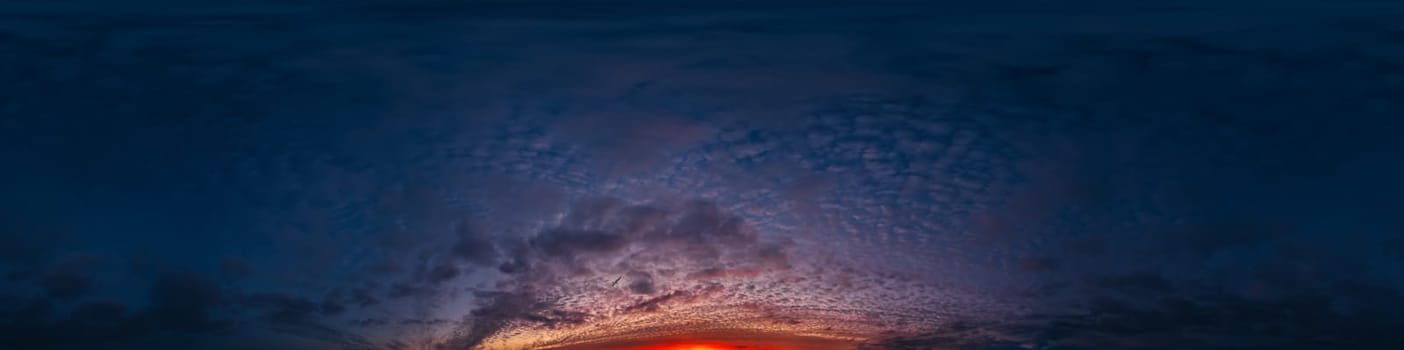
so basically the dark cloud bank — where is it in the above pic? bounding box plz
[4,1,1404,349]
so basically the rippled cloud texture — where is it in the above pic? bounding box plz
[3,1,1404,349]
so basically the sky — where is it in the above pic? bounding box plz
[2,1,1404,349]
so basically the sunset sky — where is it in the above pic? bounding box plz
[3,1,1404,349]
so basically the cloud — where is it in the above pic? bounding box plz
[237,291,384,349]
[0,264,390,350]
[39,265,94,300]
[441,196,793,348]
[144,270,229,333]
[685,267,763,280]
[2,2,1402,350]
[1025,291,1404,350]
[218,256,253,281]
[625,270,656,295]
[386,283,436,300]
[424,260,460,286]
[620,284,725,314]
[1016,256,1060,273]
[452,223,499,267]
[347,288,381,308]
[532,228,630,258]
[0,269,229,349]
[240,292,320,324]
[1092,272,1174,295]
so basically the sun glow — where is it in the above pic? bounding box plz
[666,344,725,350]
[475,308,868,350]
[616,342,730,350]
[606,341,762,350]
[610,340,822,350]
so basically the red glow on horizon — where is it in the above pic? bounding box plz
[623,342,726,350]
[664,344,725,350]
[619,341,799,350]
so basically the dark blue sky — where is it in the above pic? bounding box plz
[2,1,1403,349]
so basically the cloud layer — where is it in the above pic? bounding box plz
[2,1,1404,349]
